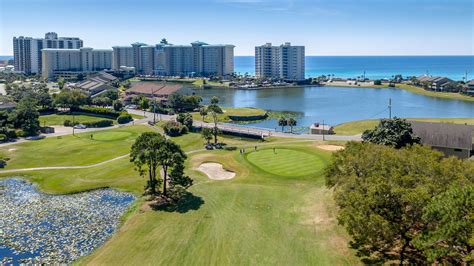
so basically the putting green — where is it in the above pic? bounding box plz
[90,131,133,141]
[245,148,325,177]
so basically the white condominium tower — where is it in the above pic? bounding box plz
[13,32,83,74]
[255,42,305,81]
[112,39,234,77]
[41,48,112,79]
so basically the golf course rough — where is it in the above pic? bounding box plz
[244,148,326,177]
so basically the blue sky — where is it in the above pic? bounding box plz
[0,0,472,55]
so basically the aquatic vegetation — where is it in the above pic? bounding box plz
[0,178,135,264]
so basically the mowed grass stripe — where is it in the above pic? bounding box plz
[245,148,324,177]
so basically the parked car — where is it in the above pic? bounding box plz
[205,144,213,150]
[74,124,87,129]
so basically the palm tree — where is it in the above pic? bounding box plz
[278,117,288,132]
[288,118,297,133]
[199,107,208,122]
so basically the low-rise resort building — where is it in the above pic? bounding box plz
[125,82,182,103]
[410,121,474,159]
[309,123,334,135]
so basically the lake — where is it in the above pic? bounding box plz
[180,86,474,131]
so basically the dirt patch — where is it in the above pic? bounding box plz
[8,148,17,152]
[316,145,345,151]
[197,162,235,180]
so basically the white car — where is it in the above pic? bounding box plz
[74,124,87,129]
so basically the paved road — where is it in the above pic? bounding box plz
[0,108,359,149]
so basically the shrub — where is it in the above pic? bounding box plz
[177,113,193,129]
[0,159,7,168]
[0,134,7,142]
[82,120,113,128]
[6,130,17,139]
[113,100,123,111]
[71,106,121,118]
[117,114,133,124]
[162,121,188,136]
[373,80,382,85]
[16,130,27,137]
[63,120,80,127]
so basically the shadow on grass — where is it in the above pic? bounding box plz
[150,192,204,213]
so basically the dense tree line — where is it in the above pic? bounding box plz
[325,142,473,264]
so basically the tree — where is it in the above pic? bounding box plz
[288,118,297,133]
[325,142,473,264]
[413,183,473,263]
[156,139,187,197]
[130,132,164,195]
[169,160,193,189]
[54,89,88,110]
[57,77,66,90]
[92,96,112,107]
[168,93,202,112]
[177,113,193,129]
[199,107,207,121]
[103,89,119,101]
[201,127,213,145]
[278,117,288,132]
[362,118,420,149]
[207,96,223,144]
[139,97,150,117]
[10,97,40,136]
[113,100,123,111]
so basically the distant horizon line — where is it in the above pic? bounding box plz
[1,54,473,57]
[234,55,474,57]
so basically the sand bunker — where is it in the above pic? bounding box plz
[8,148,17,152]
[316,145,345,151]
[197,163,235,180]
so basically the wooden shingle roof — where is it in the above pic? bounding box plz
[409,121,473,150]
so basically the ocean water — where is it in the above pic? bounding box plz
[3,55,472,80]
[235,56,474,81]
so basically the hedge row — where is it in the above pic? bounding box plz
[64,119,113,128]
[83,120,114,128]
[71,106,121,118]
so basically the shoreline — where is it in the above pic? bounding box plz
[140,77,474,103]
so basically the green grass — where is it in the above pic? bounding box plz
[39,113,116,126]
[81,144,358,265]
[334,118,474,136]
[245,148,326,177]
[193,107,267,122]
[192,78,230,87]
[396,84,474,102]
[0,125,152,169]
[0,126,358,265]
[325,83,474,102]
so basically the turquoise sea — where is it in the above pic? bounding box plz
[235,56,474,81]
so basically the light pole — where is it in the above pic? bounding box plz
[322,120,325,141]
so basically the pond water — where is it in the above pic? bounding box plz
[0,178,135,264]
[180,86,474,131]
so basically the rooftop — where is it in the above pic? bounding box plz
[409,121,473,150]
[127,82,182,96]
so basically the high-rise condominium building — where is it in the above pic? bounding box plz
[112,39,234,77]
[13,32,83,74]
[42,48,112,79]
[255,42,305,81]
